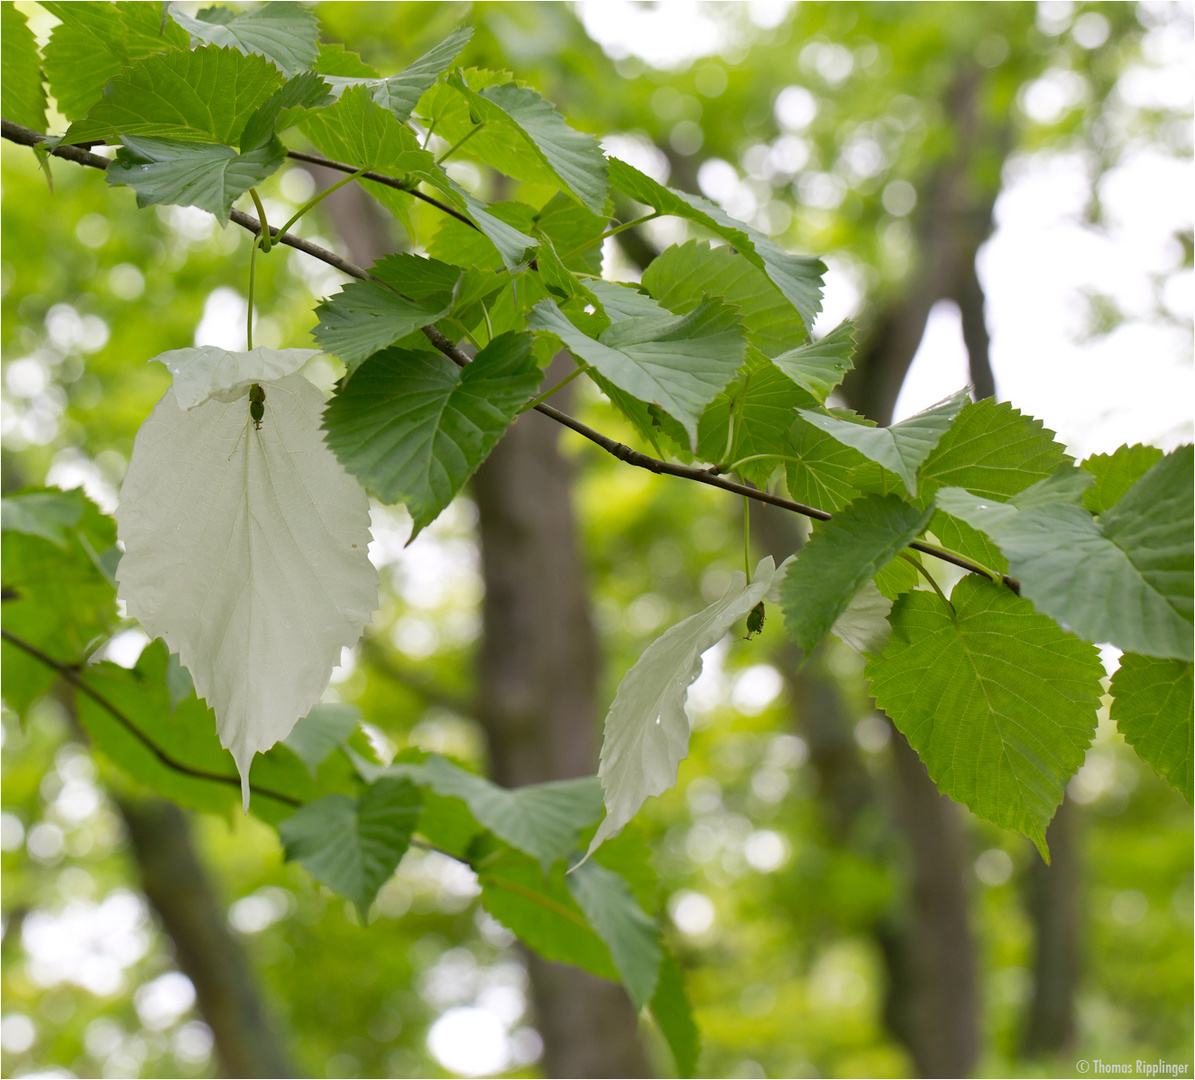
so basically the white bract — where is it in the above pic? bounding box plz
[116,347,378,804]
[587,556,786,858]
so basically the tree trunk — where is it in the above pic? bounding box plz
[473,368,654,1078]
[1022,797,1081,1056]
[119,797,301,1079]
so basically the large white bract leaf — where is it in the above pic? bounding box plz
[153,345,319,409]
[588,556,782,857]
[116,365,378,804]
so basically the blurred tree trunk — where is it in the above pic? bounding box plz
[1022,797,1082,1056]
[473,372,654,1078]
[119,797,301,1079]
[315,175,651,1078]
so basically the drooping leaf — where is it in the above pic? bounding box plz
[651,949,701,1078]
[798,388,971,498]
[1,490,84,548]
[41,1,189,122]
[770,321,857,402]
[1081,443,1165,515]
[479,845,619,981]
[785,412,871,512]
[2,2,48,132]
[936,446,1194,660]
[63,43,284,146]
[116,358,379,801]
[440,69,608,215]
[279,777,422,917]
[781,494,932,655]
[917,399,1072,501]
[1,489,116,712]
[828,580,893,655]
[1109,653,1193,803]
[607,157,824,332]
[536,233,599,305]
[321,333,542,538]
[641,239,806,358]
[418,756,604,870]
[529,296,746,448]
[107,135,285,224]
[311,281,456,372]
[284,703,361,779]
[323,25,472,122]
[693,347,818,486]
[588,557,784,857]
[867,575,1104,857]
[565,858,662,1009]
[169,1,320,75]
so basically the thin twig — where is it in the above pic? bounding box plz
[1,628,302,808]
[0,119,1022,592]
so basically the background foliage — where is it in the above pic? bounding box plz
[2,2,1191,1079]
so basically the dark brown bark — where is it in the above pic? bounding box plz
[118,798,301,1079]
[1022,798,1081,1056]
[473,369,653,1078]
[877,733,979,1078]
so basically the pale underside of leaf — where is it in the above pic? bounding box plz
[169,1,321,75]
[589,556,781,857]
[829,580,892,655]
[116,377,378,801]
[798,388,970,497]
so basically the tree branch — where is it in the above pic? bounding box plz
[0,119,1020,592]
[0,628,301,808]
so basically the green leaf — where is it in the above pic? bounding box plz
[238,69,334,152]
[107,135,285,224]
[607,156,825,332]
[867,575,1104,857]
[324,25,472,122]
[2,489,116,712]
[641,239,807,358]
[566,859,662,1009]
[781,494,932,655]
[937,446,1194,660]
[536,233,599,305]
[441,70,608,215]
[785,412,871,512]
[42,1,189,122]
[2,3,48,132]
[311,270,457,372]
[770,321,857,401]
[479,846,619,981]
[650,950,701,1079]
[75,641,332,826]
[419,756,604,870]
[529,296,746,448]
[589,557,786,857]
[588,279,665,321]
[322,333,542,538]
[694,346,818,487]
[284,703,360,779]
[299,83,436,175]
[63,43,284,146]
[917,399,1073,502]
[1,490,84,548]
[798,388,970,498]
[169,1,320,75]
[279,777,421,918]
[1110,654,1193,803]
[1081,443,1165,515]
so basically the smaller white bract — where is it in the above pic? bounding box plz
[116,347,379,805]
